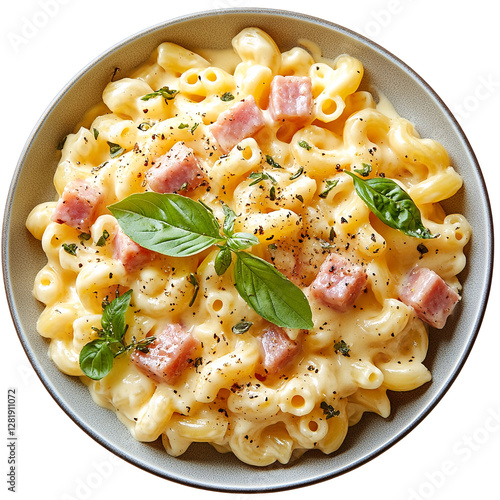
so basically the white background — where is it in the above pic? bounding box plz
[1,1,499,499]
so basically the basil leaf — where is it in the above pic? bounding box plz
[344,171,437,239]
[214,246,232,276]
[79,339,114,380]
[108,193,224,257]
[227,232,260,252]
[101,289,132,340]
[234,252,313,329]
[221,203,236,237]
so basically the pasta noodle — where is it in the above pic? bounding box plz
[25,27,471,466]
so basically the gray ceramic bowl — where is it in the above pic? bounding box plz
[2,8,494,493]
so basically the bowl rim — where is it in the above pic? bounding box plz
[2,6,495,493]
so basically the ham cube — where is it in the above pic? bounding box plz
[268,75,313,123]
[399,267,460,329]
[131,324,199,384]
[51,179,102,232]
[113,230,155,272]
[257,326,300,377]
[310,254,367,312]
[210,95,266,153]
[146,142,205,193]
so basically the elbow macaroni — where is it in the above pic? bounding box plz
[25,27,471,466]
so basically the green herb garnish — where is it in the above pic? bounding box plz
[334,340,351,357]
[319,179,339,199]
[298,140,312,150]
[289,166,304,180]
[248,171,277,187]
[344,170,437,239]
[320,401,340,419]
[96,229,110,247]
[214,246,233,276]
[265,155,282,169]
[79,232,91,242]
[188,273,199,307]
[141,86,179,103]
[79,290,156,380]
[221,91,235,102]
[108,192,224,257]
[232,321,253,334]
[353,163,372,177]
[62,243,77,256]
[108,193,313,330]
[234,251,312,329]
[107,141,125,158]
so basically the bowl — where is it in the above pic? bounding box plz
[2,7,494,493]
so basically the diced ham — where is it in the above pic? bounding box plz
[210,95,266,153]
[113,230,155,272]
[310,253,367,312]
[399,267,460,329]
[257,326,300,377]
[268,75,313,123]
[146,142,205,193]
[51,179,102,232]
[131,324,199,384]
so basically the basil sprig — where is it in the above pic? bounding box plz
[109,193,313,330]
[344,170,437,239]
[79,290,156,380]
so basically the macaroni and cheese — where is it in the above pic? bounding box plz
[26,27,470,466]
